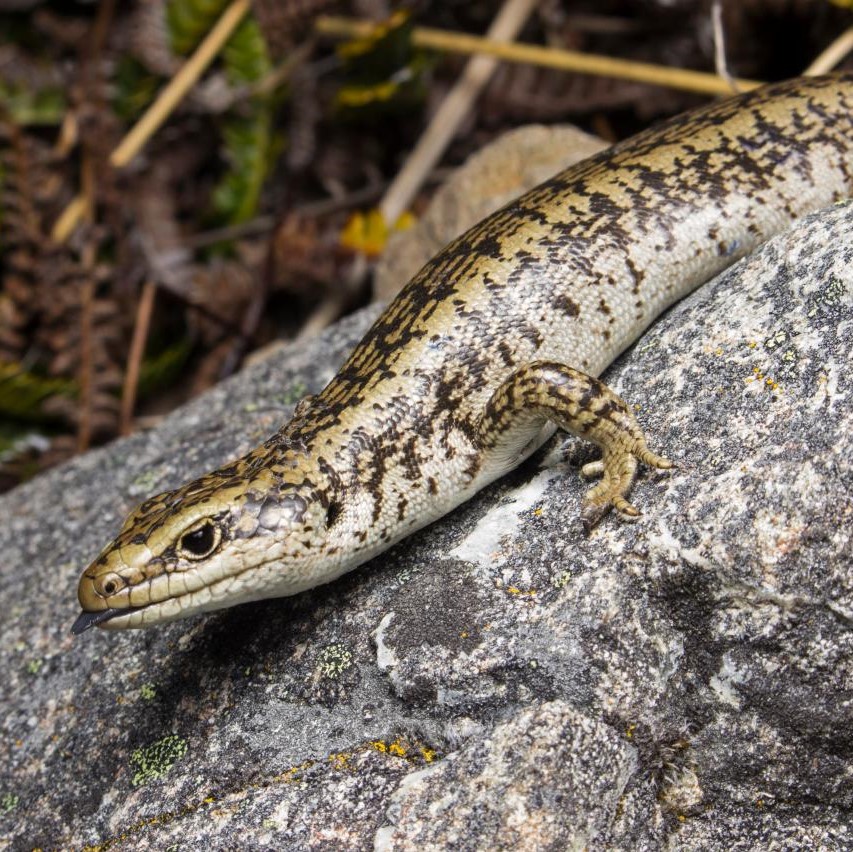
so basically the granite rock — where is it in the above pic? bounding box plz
[0,203,851,850]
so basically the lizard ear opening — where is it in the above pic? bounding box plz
[178,519,222,560]
[325,500,342,528]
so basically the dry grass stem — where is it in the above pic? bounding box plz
[804,27,853,76]
[120,280,157,436]
[316,16,765,98]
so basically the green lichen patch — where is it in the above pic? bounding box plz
[807,275,846,316]
[551,569,572,589]
[279,382,308,406]
[1,792,19,814]
[130,734,188,787]
[316,643,354,680]
[394,566,415,586]
[130,469,161,495]
[139,683,156,701]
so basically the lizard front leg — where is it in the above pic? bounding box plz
[477,361,672,531]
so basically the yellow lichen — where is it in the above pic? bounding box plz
[271,760,315,786]
[329,752,353,771]
[370,737,439,765]
[507,586,536,597]
[745,365,783,394]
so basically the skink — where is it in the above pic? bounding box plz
[72,73,853,633]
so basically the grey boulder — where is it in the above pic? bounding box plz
[0,202,851,850]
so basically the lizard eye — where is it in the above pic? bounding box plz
[95,572,125,598]
[178,520,221,560]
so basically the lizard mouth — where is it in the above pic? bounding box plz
[71,606,146,635]
[70,555,292,634]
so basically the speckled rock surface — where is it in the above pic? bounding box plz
[375,701,637,850]
[1,202,851,851]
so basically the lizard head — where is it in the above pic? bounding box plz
[71,445,346,633]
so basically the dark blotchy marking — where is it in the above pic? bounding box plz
[399,434,422,482]
[510,203,550,227]
[396,494,408,522]
[553,294,581,317]
[462,455,481,482]
[435,369,468,407]
[482,272,501,292]
[601,399,622,421]
[474,233,506,260]
[497,341,515,367]
[625,256,645,294]
[579,382,603,410]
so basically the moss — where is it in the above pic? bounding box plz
[139,683,156,701]
[1,792,19,813]
[130,734,188,787]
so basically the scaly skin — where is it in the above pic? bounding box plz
[73,74,853,633]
